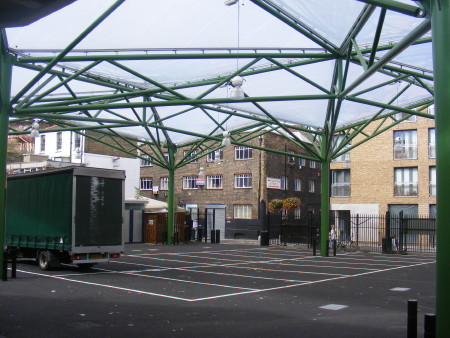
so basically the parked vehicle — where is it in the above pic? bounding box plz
[5,166,125,270]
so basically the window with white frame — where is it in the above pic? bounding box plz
[164,153,169,162]
[183,150,198,163]
[308,180,315,193]
[235,173,252,188]
[207,149,223,162]
[394,130,418,160]
[287,151,295,165]
[309,160,316,168]
[280,176,287,190]
[160,177,169,190]
[429,128,436,159]
[183,176,198,189]
[331,135,350,163]
[140,177,153,190]
[394,167,418,197]
[299,158,306,168]
[235,146,252,160]
[234,204,252,219]
[294,207,301,219]
[396,112,417,122]
[141,154,152,166]
[430,166,436,197]
[207,175,223,189]
[294,178,301,191]
[56,132,62,151]
[40,135,46,153]
[74,133,81,148]
[331,169,351,197]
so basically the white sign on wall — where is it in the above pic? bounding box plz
[267,177,281,189]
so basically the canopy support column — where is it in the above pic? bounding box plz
[320,135,331,257]
[430,1,450,336]
[0,46,13,280]
[166,145,176,245]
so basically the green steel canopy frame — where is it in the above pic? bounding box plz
[1,0,448,335]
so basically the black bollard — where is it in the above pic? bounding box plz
[326,240,330,257]
[407,299,418,338]
[312,239,317,256]
[424,314,436,338]
[2,251,8,281]
[11,249,17,279]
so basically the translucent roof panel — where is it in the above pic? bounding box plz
[5,0,433,147]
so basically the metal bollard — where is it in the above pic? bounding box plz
[333,240,336,256]
[424,314,436,338]
[11,249,17,279]
[407,299,418,338]
[312,239,316,256]
[326,240,330,257]
[2,251,8,281]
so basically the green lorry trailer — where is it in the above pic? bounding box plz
[5,166,125,270]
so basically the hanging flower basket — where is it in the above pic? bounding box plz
[268,199,283,213]
[282,197,301,210]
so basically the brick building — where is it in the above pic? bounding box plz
[330,111,436,219]
[139,132,321,239]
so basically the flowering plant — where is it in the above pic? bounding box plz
[282,197,301,210]
[268,199,283,213]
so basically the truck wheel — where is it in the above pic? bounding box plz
[38,250,52,271]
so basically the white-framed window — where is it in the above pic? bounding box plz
[234,205,252,219]
[164,153,169,162]
[183,176,198,189]
[332,135,350,163]
[160,177,169,190]
[394,130,418,160]
[294,207,301,219]
[331,169,351,197]
[294,178,301,191]
[40,135,46,153]
[140,177,153,190]
[235,146,252,160]
[430,166,436,197]
[429,128,436,159]
[396,112,417,122]
[141,154,152,166]
[394,167,418,197]
[74,133,81,148]
[207,149,223,162]
[183,150,198,163]
[310,161,316,168]
[299,158,306,168]
[308,180,315,193]
[280,176,287,190]
[287,151,295,165]
[235,173,252,188]
[207,175,223,189]
[56,132,62,151]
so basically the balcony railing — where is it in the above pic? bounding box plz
[394,183,418,197]
[394,145,417,160]
[331,184,351,197]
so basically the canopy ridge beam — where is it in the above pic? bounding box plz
[340,4,377,54]
[249,99,321,160]
[368,8,387,67]
[266,57,332,94]
[250,0,339,54]
[19,60,103,109]
[340,19,431,98]
[10,0,125,105]
[14,74,58,109]
[356,0,426,17]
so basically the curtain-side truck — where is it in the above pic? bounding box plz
[5,166,125,270]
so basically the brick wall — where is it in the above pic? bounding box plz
[330,116,436,216]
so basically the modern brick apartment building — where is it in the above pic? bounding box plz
[139,132,321,239]
[330,111,436,220]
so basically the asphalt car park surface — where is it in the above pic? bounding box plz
[0,241,436,338]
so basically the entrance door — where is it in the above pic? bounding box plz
[206,205,226,239]
[336,210,351,241]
